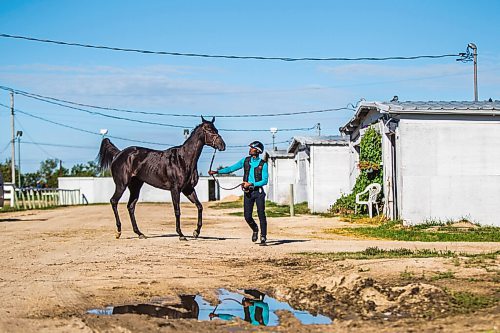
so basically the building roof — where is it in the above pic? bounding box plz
[380,100,500,111]
[288,135,348,153]
[267,149,294,158]
[340,100,500,134]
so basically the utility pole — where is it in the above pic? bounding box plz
[10,92,16,186]
[467,43,478,101]
[16,131,23,187]
[316,123,321,136]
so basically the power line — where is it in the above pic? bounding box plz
[0,141,10,155]
[22,141,98,149]
[0,33,464,62]
[1,104,295,149]
[0,87,316,132]
[0,85,355,118]
[0,103,173,147]
[15,117,58,158]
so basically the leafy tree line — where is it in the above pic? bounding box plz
[0,158,107,188]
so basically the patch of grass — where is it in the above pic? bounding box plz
[297,247,499,261]
[431,270,455,281]
[400,267,415,279]
[228,201,310,217]
[325,220,500,242]
[449,291,498,313]
[210,197,243,209]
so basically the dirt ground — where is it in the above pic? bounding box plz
[0,202,499,332]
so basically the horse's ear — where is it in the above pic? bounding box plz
[201,115,206,123]
[211,116,215,123]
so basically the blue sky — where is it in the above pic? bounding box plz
[0,0,499,174]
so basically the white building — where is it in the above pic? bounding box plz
[58,176,242,204]
[286,136,350,213]
[267,149,295,205]
[340,100,500,226]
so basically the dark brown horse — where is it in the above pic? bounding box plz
[98,117,226,240]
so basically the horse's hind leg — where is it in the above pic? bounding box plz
[183,188,203,238]
[171,188,187,241]
[110,185,126,239]
[127,178,146,239]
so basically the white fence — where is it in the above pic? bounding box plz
[1,183,83,209]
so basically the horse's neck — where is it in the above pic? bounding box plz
[179,130,204,169]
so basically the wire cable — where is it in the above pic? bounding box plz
[0,103,173,147]
[1,87,316,132]
[0,85,355,119]
[15,117,58,158]
[0,33,464,62]
[0,141,10,155]
[21,141,97,149]
[1,104,295,148]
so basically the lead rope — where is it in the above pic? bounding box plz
[209,148,243,191]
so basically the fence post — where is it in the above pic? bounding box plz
[289,184,295,217]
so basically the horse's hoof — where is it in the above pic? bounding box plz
[193,230,200,238]
[179,236,188,241]
[138,234,147,239]
[115,232,121,239]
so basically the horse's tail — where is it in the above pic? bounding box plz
[97,138,121,171]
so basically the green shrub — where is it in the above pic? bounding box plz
[330,127,383,215]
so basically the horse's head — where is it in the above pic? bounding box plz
[200,116,226,151]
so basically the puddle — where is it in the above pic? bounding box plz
[87,288,332,326]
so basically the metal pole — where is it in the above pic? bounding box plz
[468,43,478,101]
[17,136,21,187]
[289,184,295,217]
[10,92,16,186]
[473,46,478,102]
[317,123,321,136]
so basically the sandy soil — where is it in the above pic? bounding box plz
[0,202,498,332]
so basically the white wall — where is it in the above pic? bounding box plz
[58,176,243,204]
[309,145,350,212]
[268,157,295,204]
[397,116,500,226]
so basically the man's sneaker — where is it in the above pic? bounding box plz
[252,231,258,242]
[259,236,267,246]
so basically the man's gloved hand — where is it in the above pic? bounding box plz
[208,170,218,176]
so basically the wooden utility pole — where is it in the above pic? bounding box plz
[10,92,16,186]
[289,184,295,217]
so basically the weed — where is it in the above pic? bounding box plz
[228,201,310,217]
[400,267,415,279]
[449,291,498,313]
[431,271,455,281]
[325,220,500,242]
[297,247,499,261]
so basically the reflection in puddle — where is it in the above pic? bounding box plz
[87,289,332,326]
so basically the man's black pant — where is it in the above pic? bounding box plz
[243,188,267,237]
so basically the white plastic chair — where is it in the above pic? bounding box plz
[355,183,381,218]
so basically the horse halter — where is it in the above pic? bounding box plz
[202,127,220,148]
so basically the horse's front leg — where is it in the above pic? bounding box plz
[183,188,203,238]
[171,188,187,241]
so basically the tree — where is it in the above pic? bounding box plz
[70,161,101,177]
[0,159,13,182]
[39,159,69,188]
